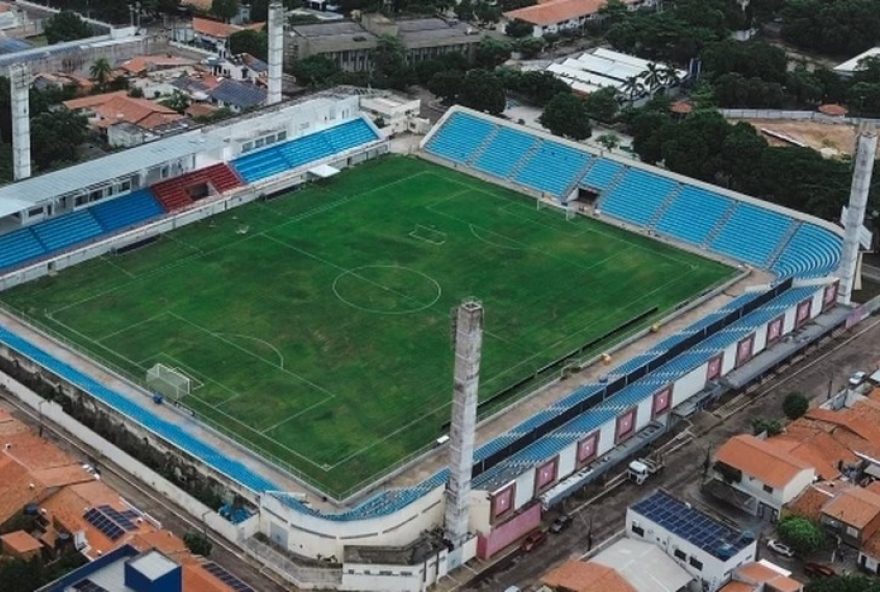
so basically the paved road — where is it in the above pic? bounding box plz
[462,315,880,592]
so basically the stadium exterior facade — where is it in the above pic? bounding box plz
[0,97,859,590]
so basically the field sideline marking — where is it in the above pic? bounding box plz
[97,312,171,343]
[99,255,137,279]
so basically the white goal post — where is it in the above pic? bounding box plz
[146,363,191,400]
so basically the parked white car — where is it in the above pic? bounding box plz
[767,539,795,557]
[849,371,868,388]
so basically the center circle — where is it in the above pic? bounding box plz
[332,265,442,315]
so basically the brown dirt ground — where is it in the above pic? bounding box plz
[729,118,859,158]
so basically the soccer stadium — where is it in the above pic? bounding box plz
[0,90,858,589]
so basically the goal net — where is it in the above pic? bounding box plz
[146,363,191,400]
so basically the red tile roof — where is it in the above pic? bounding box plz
[715,434,813,489]
[192,17,264,39]
[504,0,606,25]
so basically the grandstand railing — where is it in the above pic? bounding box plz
[470,277,794,479]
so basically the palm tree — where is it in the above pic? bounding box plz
[621,76,645,106]
[89,57,113,89]
[639,62,663,91]
[661,64,681,87]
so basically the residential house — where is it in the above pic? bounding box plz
[591,538,694,592]
[208,78,267,112]
[819,486,880,548]
[120,55,198,77]
[63,91,187,146]
[32,72,94,96]
[502,0,654,38]
[719,561,803,592]
[1,530,43,560]
[188,16,265,58]
[626,489,757,591]
[707,434,815,521]
[542,560,637,592]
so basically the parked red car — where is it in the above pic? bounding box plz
[520,530,547,552]
[804,563,836,578]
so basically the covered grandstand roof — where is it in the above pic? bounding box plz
[0,131,223,217]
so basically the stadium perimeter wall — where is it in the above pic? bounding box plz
[0,370,259,545]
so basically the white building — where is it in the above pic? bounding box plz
[834,47,880,77]
[626,490,757,592]
[541,47,687,105]
[359,94,428,135]
[708,434,816,521]
[592,538,694,592]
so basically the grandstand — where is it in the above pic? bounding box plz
[0,102,854,589]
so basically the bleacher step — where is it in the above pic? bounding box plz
[703,202,738,247]
[646,185,682,229]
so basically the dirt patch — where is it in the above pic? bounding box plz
[729,118,858,158]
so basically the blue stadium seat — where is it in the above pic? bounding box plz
[424,112,496,164]
[0,227,46,271]
[89,189,165,233]
[772,223,842,278]
[599,169,678,226]
[232,118,379,183]
[710,203,794,267]
[655,186,734,245]
[581,159,624,191]
[513,140,591,197]
[31,210,104,252]
[473,127,539,178]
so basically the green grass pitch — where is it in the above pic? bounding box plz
[0,156,734,496]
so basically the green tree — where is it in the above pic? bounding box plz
[597,133,620,151]
[777,515,824,555]
[782,392,809,419]
[184,531,213,556]
[500,69,569,106]
[474,1,502,23]
[455,0,475,20]
[514,36,545,59]
[474,37,512,69]
[290,55,340,86]
[211,0,240,21]
[751,418,783,436]
[583,87,619,122]
[31,110,88,171]
[639,62,664,91]
[89,58,113,89]
[229,28,268,60]
[44,11,93,45]
[428,70,462,103]
[129,87,145,98]
[372,35,411,90]
[540,92,591,140]
[848,82,880,117]
[458,69,506,114]
[505,18,534,38]
[159,90,190,113]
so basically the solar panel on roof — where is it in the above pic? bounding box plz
[83,507,125,541]
[632,491,749,559]
[73,579,110,592]
[98,505,139,531]
[203,562,255,592]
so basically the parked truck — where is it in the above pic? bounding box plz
[627,457,663,485]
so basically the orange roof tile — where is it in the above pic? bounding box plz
[720,583,756,592]
[542,560,636,592]
[121,55,196,75]
[864,529,880,558]
[0,455,46,524]
[132,530,189,559]
[772,424,855,480]
[1,530,43,555]
[504,0,605,25]
[736,562,802,592]
[788,481,852,521]
[185,564,241,592]
[715,434,813,489]
[64,91,129,111]
[192,16,264,39]
[31,465,95,489]
[808,407,880,448]
[822,487,880,533]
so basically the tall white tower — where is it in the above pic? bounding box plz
[838,125,877,305]
[266,1,284,105]
[10,64,32,181]
[444,300,482,562]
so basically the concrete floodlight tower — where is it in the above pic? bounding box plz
[267,1,284,105]
[838,125,877,305]
[444,299,483,563]
[10,64,32,181]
